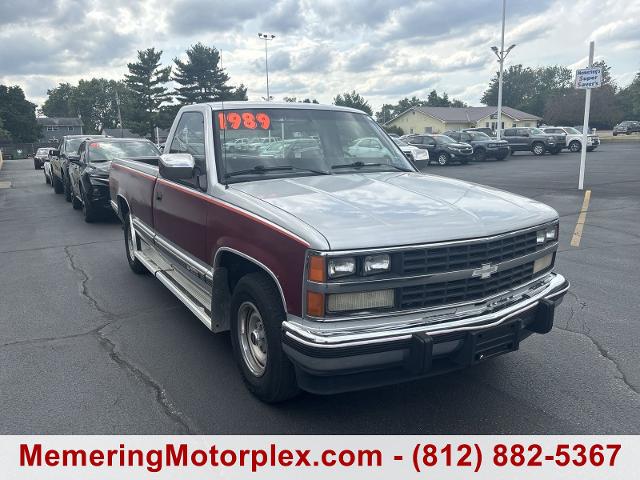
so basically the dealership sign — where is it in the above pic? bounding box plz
[575,67,602,89]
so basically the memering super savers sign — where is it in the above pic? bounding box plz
[575,67,602,89]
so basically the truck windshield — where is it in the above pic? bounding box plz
[213,108,413,182]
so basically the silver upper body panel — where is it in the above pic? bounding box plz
[229,172,558,251]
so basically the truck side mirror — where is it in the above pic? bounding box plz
[159,153,195,180]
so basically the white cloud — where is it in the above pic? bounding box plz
[1,0,638,112]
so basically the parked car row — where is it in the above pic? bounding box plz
[612,120,640,136]
[42,135,161,222]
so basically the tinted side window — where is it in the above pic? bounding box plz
[447,132,460,141]
[503,129,516,137]
[516,128,529,136]
[460,133,472,142]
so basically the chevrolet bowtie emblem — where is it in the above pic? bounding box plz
[472,263,498,279]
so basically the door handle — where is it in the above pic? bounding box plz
[156,191,163,200]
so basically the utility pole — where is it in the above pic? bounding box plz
[578,41,595,191]
[491,0,515,140]
[115,90,123,138]
[258,33,275,101]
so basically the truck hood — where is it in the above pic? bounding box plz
[231,172,558,250]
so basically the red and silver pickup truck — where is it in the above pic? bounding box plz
[110,102,569,402]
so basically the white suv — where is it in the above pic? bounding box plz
[542,126,600,153]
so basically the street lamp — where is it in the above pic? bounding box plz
[258,33,275,101]
[491,0,516,140]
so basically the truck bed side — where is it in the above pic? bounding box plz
[109,159,158,227]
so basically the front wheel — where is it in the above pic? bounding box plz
[495,153,508,161]
[532,143,545,156]
[569,140,581,153]
[45,171,51,184]
[52,174,64,193]
[230,273,299,403]
[474,149,487,162]
[63,174,72,202]
[436,152,450,166]
[81,186,97,222]
[33,159,40,170]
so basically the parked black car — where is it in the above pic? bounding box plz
[444,130,510,161]
[402,134,474,165]
[50,135,106,200]
[33,147,49,169]
[501,127,564,155]
[68,138,160,222]
[612,121,640,136]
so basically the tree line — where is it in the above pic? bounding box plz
[41,43,247,137]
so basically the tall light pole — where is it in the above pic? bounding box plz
[258,33,275,101]
[491,0,515,140]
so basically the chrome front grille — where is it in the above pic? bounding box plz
[398,262,539,310]
[399,230,541,276]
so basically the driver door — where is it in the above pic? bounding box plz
[153,111,208,263]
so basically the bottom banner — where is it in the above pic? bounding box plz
[2,435,636,479]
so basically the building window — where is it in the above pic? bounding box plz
[46,126,59,131]
[410,128,414,134]
[485,122,490,128]
[68,126,74,131]
[512,123,517,128]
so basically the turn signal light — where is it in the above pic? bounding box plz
[308,255,326,282]
[306,291,325,317]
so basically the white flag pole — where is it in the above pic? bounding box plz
[578,41,594,191]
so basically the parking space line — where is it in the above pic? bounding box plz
[570,189,591,247]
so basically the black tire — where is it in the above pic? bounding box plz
[510,149,516,155]
[45,172,51,184]
[474,148,487,162]
[33,159,40,170]
[550,147,560,155]
[52,174,64,194]
[436,152,450,166]
[80,186,97,222]
[569,140,581,153]
[612,132,617,136]
[63,173,72,202]
[124,212,147,274]
[230,272,299,403]
[72,188,82,210]
[587,147,595,152]
[531,142,545,156]
[495,153,508,161]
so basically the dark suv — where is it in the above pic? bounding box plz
[444,130,510,161]
[50,135,106,200]
[402,134,473,165]
[501,127,564,156]
[613,121,640,136]
[69,138,160,222]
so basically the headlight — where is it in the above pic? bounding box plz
[363,254,391,275]
[537,224,558,244]
[328,257,356,278]
[414,149,428,160]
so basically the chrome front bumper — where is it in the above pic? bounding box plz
[283,272,569,349]
[282,273,569,394]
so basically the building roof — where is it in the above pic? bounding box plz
[389,106,542,124]
[101,128,143,138]
[36,117,84,126]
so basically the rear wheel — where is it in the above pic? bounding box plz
[124,212,146,274]
[436,152,450,166]
[569,140,581,153]
[45,171,51,184]
[532,142,545,156]
[72,187,82,210]
[230,273,299,403]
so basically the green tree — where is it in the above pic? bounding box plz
[173,43,247,104]
[617,72,640,119]
[481,64,573,116]
[333,90,373,115]
[0,85,38,142]
[383,124,404,136]
[124,47,172,137]
[41,83,77,117]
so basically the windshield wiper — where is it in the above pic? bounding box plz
[224,165,330,178]
[331,161,412,172]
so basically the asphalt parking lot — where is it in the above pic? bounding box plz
[1,143,639,434]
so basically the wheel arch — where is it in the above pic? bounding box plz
[211,247,288,333]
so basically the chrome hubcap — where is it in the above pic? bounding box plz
[238,301,267,377]
[534,145,543,154]
[438,155,447,165]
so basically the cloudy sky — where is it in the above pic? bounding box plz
[1,0,638,113]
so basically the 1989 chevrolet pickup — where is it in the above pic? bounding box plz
[109,102,569,402]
